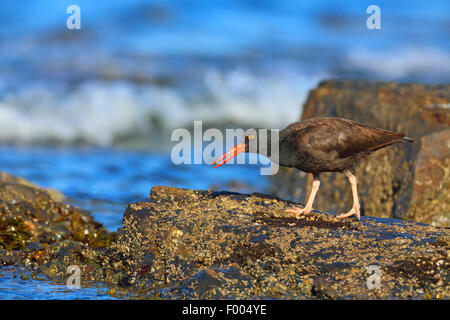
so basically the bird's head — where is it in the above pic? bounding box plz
[212,129,280,168]
[212,132,257,168]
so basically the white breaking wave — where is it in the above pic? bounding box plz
[194,68,324,127]
[0,68,325,146]
[346,46,450,78]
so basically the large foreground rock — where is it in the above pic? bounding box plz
[2,185,448,299]
[270,80,450,227]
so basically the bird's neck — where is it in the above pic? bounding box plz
[271,128,298,168]
[253,129,294,167]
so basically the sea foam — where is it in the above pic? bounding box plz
[0,68,324,147]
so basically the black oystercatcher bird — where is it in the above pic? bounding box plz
[212,117,413,221]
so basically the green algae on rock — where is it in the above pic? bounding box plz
[270,80,450,227]
[0,216,32,251]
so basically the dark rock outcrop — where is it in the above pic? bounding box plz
[270,80,449,227]
[2,183,448,299]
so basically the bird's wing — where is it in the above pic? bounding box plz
[330,119,406,157]
[286,118,406,159]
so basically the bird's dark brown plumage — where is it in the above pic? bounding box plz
[278,117,413,174]
[213,116,413,221]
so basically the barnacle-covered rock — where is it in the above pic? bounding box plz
[0,172,111,250]
[1,182,448,299]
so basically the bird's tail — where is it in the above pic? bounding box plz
[367,131,413,152]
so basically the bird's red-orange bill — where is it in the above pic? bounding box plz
[212,143,246,168]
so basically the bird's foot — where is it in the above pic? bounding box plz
[336,205,361,221]
[285,206,312,219]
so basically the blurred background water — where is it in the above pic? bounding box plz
[0,0,449,299]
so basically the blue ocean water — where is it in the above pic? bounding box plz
[0,0,448,299]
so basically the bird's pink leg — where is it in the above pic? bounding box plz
[337,170,361,221]
[286,174,320,218]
